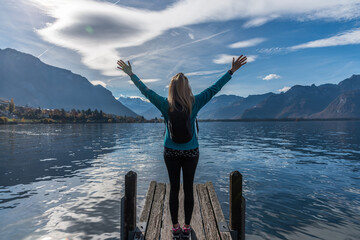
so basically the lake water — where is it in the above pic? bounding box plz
[0,121,360,240]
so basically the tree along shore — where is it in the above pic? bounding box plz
[0,99,162,124]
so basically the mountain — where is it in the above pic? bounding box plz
[116,74,360,120]
[0,48,136,116]
[197,93,276,119]
[217,93,275,119]
[198,94,243,119]
[118,96,162,119]
[311,89,360,118]
[242,75,360,119]
[117,96,152,114]
[338,74,360,92]
[242,84,340,118]
[140,106,162,120]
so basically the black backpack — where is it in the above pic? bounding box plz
[166,104,199,144]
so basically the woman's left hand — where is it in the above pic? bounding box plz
[230,55,247,74]
[117,59,133,76]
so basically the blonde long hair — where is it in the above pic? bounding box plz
[168,73,194,114]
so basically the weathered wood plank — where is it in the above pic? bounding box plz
[139,181,156,222]
[160,183,172,240]
[145,183,166,240]
[191,184,206,240]
[197,184,220,240]
[137,181,156,238]
[206,182,231,240]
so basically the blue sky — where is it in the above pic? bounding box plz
[1,0,360,99]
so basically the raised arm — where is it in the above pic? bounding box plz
[193,55,247,112]
[117,59,167,113]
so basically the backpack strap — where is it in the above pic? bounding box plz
[195,118,199,139]
[162,114,166,136]
[195,118,199,135]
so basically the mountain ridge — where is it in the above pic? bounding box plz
[0,48,137,116]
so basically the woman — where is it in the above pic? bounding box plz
[117,55,247,238]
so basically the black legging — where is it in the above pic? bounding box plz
[164,147,199,225]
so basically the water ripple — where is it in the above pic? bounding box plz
[0,122,360,239]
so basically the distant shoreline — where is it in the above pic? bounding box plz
[2,117,360,124]
[0,118,163,124]
[199,118,360,122]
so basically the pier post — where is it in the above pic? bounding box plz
[230,171,245,240]
[123,171,137,240]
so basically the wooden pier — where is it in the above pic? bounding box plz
[121,171,245,240]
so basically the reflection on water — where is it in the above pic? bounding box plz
[1,121,360,239]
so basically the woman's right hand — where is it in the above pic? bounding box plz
[230,55,247,73]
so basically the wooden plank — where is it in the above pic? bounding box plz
[139,181,157,222]
[206,182,232,240]
[197,184,221,240]
[190,184,206,240]
[160,183,172,240]
[136,181,156,238]
[145,183,166,240]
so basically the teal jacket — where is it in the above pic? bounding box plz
[130,71,232,150]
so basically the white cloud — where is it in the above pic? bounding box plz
[263,74,281,80]
[243,15,279,28]
[90,80,107,88]
[188,33,195,39]
[142,79,161,83]
[278,86,291,92]
[27,0,360,77]
[116,94,126,99]
[258,47,285,54]
[228,38,266,48]
[127,78,161,85]
[290,28,360,50]
[213,54,256,64]
[185,70,224,76]
[129,96,150,102]
[117,94,148,102]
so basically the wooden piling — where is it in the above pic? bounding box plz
[121,170,245,239]
[124,171,137,240]
[229,171,245,240]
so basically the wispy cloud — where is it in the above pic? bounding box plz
[112,0,121,5]
[37,47,54,58]
[213,54,256,64]
[90,80,107,88]
[290,28,360,50]
[185,70,225,76]
[263,74,281,80]
[243,15,279,28]
[188,33,194,40]
[125,30,230,61]
[278,86,291,92]
[257,47,285,54]
[228,38,266,48]
[27,0,360,77]
[127,78,161,85]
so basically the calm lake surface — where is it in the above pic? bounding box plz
[1,121,360,240]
